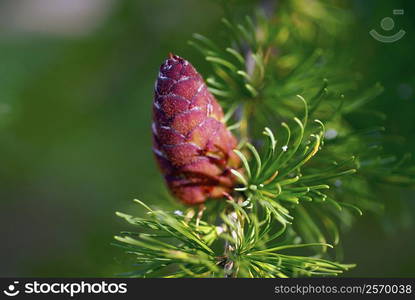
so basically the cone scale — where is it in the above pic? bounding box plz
[152,54,239,205]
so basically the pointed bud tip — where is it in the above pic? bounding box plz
[167,52,183,61]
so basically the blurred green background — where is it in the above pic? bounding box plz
[0,0,414,277]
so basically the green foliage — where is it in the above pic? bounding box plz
[115,95,359,277]
[115,0,414,277]
[114,200,354,277]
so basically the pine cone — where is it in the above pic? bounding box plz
[152,54,240,205]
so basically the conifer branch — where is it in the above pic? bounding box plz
[114,0,414,278]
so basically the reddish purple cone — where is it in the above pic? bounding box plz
[152,54,240,205]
